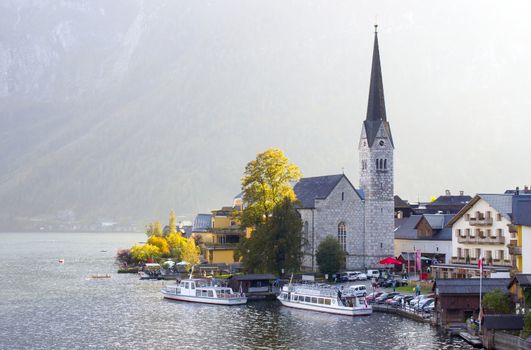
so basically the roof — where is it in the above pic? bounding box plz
[512,196,531,226]
[364,28,394,148]
[193,214,212,232]
[482,315,524,330]
[293,174,362,208]
[434,278,510,295]
[447,194,514,226]
[428,195,472,207]
[509,274,531,288]
[394,214,453,241]
[229,274,276,281]
[394,195,411,209]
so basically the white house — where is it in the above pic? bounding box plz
[447,194,515,268]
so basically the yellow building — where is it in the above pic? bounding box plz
[193,204,245,265]
[509,194,531,273]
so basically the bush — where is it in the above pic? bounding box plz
[523,313,531,339]
[316,236,344,278]
[482,288,513,314]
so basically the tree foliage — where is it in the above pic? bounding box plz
[167,210,177,236]
[482,288,513,314]
[316,236,345,277]
[145,221,163,237]
[115,248,134,267]
[165,232,200,265]
[240,148,301,228]
[237,198,303,275]
[147,235,170,256]
[130,243,161,262]
[523,312,531,339]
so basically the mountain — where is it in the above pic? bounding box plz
[0,1,365,230]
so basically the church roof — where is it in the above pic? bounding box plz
[364,26,394,148]
[293,174,362,209]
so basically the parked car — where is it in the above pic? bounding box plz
[366,291,383,303]
[366,269,380,279]
[416,298,434,312]
[375,292,400,304]
[385,294,404,305]
[345,271,367,281]
[410,294,434,308]
[347,284,367,297]
[423,302,435,313]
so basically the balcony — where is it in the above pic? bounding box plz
[451,256,478,264]
[469,217,493,226]
[507,245,522,256]
[492,259,512,267]
[457,234,505,245]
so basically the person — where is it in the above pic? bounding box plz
[392,279,396,292]
[415,283,421,296]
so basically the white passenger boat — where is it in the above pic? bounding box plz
[161,278,247,305]
[277,284,372,316]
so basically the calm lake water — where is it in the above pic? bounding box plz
[0,232,474,350]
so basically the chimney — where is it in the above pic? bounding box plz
[459,190,464,196]
[516,186,520,195]
[525,185,529,193]
[445,189,451,196]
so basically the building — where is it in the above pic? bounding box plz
[447,194,515,269]
[508,274,531,311]
[294,26,394,271]
[433,278,510,325]
[420,191,471,215]
[394,213,454,266]
[510,195,531,273]
[394,195,414,218]
[192,204,246,265]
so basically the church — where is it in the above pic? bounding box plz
[294,26,395,271]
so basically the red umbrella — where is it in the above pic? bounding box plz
[379,257,403,265]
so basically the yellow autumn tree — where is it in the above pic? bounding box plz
[240,148,301,228]
[130,243,161,262]
[181,238,200,266]
[147,235,170,256]
[167,210,177,236]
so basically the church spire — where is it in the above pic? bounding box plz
[363,25,393,148]
[366,24,386,122]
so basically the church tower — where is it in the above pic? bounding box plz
[359,25,395,268]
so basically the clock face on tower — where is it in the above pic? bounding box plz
[379,140,385,147]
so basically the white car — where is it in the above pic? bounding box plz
[345,271,367,281]
[347,284,367,296]
[366,270,380,279]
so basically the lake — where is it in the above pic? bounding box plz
[0,232,474,349]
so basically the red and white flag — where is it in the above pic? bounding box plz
[416,249,421,271]
[478,256,484,273]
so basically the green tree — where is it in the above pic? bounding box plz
[237,198,303,275]
[523,312,531,339]
[316,236,345,278]
[240,148,301,228]
[482,288,513,314]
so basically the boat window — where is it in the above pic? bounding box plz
[318,298,324,305]
[196,290,201,297]
[191,283,195,289]
[208,291,214,298]
[305,296,311,303]
[202,290,208,297]
[324,299,331,305]
[184,282,189,289]
[311,297,317,304]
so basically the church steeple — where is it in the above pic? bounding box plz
[366,24,386,122]
[363,25,393,148]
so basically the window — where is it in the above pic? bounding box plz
[475,248,481,259]
[496,213,502,221]
[379,159,384,169]
[466,228,470,236]
[465,214,470,221]
[498,250,505,261]
[324,299,331,305]
[341,192,344,201]
[338,222,347,252]
[318,298,324,305]
[305,296,310,303]
[457,247,462,258]
[486,211,492,219]
[456,229,461,237]
[208,291,214,298]
[311,297,317,304]
[304,221,309,241]
[464,249,470,258]
[470,229,475,238]
[486,229,492,237]
[384,159,387,169]
[497,228,503,237]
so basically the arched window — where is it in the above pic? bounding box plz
[384,159,387,169]
[379,159,384,169]
[338,222,347,252]
[303,221,309,252]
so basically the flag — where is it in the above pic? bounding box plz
[416,249,421,271]
[478,256,483,273]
